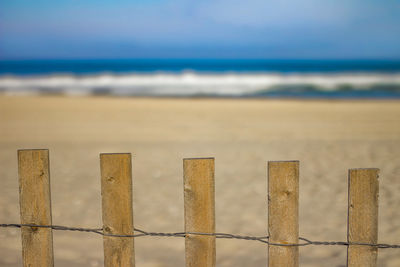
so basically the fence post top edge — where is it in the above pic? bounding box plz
[348,168,380,171]
[18,149,49,153]
[183,157,215,161]
[100,153,132,156]
[268,160,299,164]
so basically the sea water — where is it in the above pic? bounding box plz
[1,59,400,98]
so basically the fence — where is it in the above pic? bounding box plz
[1,149,400,267]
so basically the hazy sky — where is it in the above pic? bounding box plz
[1,0,400,59]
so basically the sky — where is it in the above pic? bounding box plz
[0,0,400,59]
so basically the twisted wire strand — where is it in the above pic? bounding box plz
[1,223,399,248]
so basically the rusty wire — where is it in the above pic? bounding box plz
[1,223,399,249]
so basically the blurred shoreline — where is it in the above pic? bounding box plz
[1,72,400,99]
[1,59,400,99]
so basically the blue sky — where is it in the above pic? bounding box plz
[0,0,399,59]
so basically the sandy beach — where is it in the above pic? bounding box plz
[0,95,399,267]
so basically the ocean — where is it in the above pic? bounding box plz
[1,59,400,98]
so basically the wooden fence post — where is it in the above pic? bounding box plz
[100,153,135,267]
[18,149,54,267]
[347,168,379,267]
[183,158,215,267]
[268,161,299,267]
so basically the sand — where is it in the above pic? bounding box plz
[0,95,399,267]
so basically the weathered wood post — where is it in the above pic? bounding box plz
[268,161,299,267]
[100,153,135,267]
[183,158,216,267]
[347,168,379,267]
[18,149,54,267]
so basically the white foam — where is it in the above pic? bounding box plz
[0,72,399,96]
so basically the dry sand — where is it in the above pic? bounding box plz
[0,95,399,267]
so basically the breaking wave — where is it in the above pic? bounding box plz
[1,72,400,98]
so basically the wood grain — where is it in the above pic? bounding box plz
[18,149,54,267]
[347,168,379,267]
[100,153,135,267]
[268,161,299,267]
[183,158,215,267]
